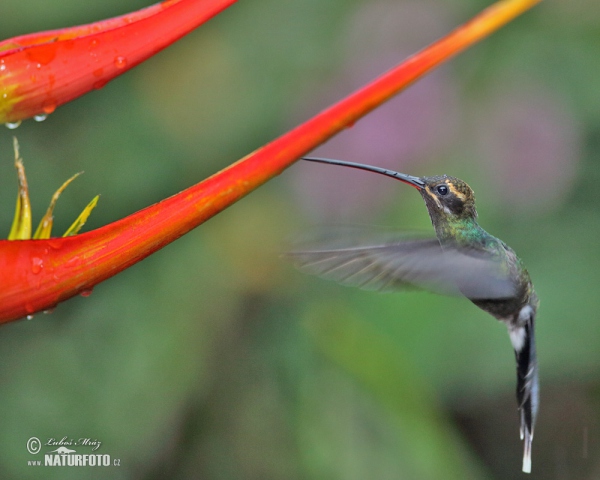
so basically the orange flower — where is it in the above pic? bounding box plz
[0,0,237,125]
[0,0,541,323]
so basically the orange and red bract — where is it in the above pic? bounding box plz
[0,0,237,124]
[0,0,542,323]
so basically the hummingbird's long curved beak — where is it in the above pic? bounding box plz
[301,157,425,189]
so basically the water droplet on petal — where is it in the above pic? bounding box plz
[93,79,108,90]
[5,121,21,129]
[42,100,57,115]
[25,303,36,318]
[34,113,47,122]
[114,56,128,69]
[48,239,63,250]
[80,288,94,297]
[31,257,44,274]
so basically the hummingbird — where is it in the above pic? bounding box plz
[286,156,539,473]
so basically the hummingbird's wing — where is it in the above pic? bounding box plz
[284,230,516,299]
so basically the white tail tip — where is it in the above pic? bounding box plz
[522,433,532,473]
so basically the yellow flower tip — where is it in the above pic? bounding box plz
[63,195,100,237]
[6,140,98,240]
[33,171,84,239]
[8,137,32,240]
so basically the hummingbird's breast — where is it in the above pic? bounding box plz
[470,240,536,325]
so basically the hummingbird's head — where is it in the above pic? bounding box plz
[418,175,478,222]
[299,157,478,224]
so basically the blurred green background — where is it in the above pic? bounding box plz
[0,0,598,478]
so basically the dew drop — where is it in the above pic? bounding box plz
[5,121,21,129]
[80,288,94,297]
[31,257,44,274]
[93,79,108,90]
[43,308,55,315]
[42,101,57,115]
[114,56,128,69]
[34,113,47,122]
[26,315,34,320]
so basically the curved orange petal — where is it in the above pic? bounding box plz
[0,0,237,124]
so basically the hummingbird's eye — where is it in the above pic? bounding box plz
[436,185,449,196]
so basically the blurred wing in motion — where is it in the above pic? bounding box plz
[284,229,516,300]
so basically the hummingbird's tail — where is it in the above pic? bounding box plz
[509,305,538,474]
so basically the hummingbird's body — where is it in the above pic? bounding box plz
[288,158,539,473]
